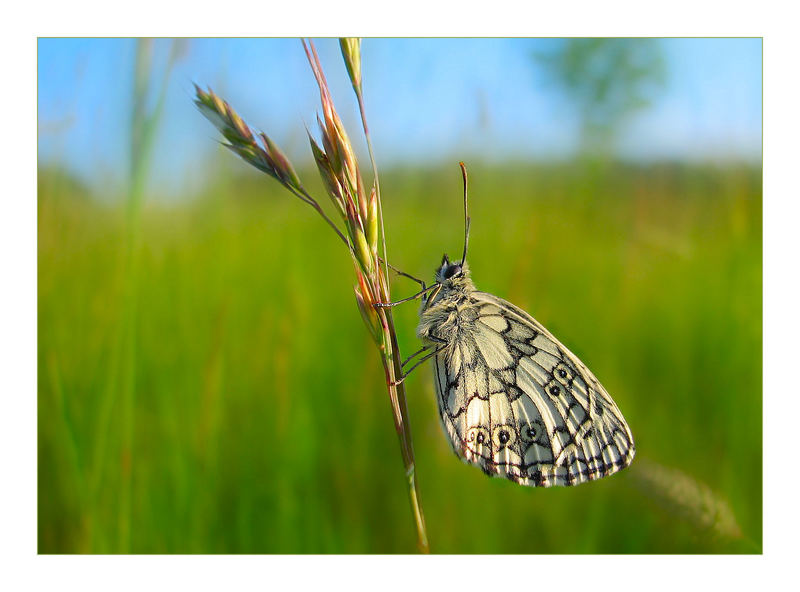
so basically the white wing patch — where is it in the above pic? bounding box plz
[432,292,635,487]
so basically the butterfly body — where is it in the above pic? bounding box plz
[418,255,635,487]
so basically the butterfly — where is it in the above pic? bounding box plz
[385,164,634,487]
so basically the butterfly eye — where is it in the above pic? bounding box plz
[443,264,462,279]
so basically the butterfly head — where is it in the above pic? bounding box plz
[421,254,473,311]
[435,254,471,285]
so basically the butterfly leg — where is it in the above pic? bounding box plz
[389,336,447,386]
[374,283,437,308]
[401,345,431,367]
[379,258,427,289]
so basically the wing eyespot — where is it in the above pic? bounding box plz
[465,426,490,447]
[519,419,546,444]
[492,424,517,449]
[553,362,575,386]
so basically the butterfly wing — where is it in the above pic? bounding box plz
[432,291,634,487]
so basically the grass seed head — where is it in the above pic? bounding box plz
[354,271,381,341]
[308,132,345,214]
[260,132,302,190]
[633,459,743,542]
[367,186,378,254]
[303,39,377,278]
[340,38,362,95]
[194,85,303,193]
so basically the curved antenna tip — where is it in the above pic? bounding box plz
[459,162,470,266]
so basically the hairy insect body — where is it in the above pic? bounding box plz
[417,256,635,488]
[417,263,476,347]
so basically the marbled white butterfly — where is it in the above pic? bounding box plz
[386,164,634,487]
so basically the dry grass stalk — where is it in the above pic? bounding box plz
[195,38,429,552]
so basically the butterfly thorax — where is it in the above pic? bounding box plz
[417,259,477,347]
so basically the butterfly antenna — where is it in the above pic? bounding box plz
[459,161,470,266]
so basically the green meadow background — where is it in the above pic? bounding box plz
[38,161,761,554]
[38,39,762,554]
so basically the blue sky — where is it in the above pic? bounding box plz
[37,38,762,195]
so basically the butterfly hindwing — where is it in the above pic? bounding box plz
[432,291,635,487]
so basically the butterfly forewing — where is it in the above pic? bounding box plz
[430,290,634,487]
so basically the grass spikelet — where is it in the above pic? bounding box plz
[340,38,362,95]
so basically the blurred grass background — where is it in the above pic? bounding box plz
[37,38,762,554]
[38,160,761,553]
